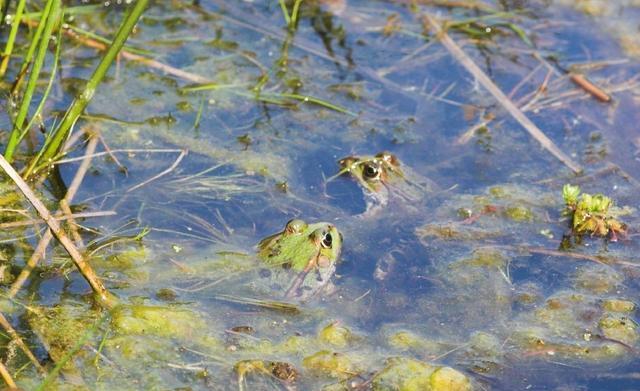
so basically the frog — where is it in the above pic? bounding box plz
[168,218,343,304]
[329,151,440,283]
[335,151,439,216]
[256,218,343,300]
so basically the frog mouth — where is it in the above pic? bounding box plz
[284,253,333,299]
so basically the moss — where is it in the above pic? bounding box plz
[302,350,358,379]
[372,357,434,391]
[602,299,635,313]
[573,265,622,294]
[319,322,353,348]
[429,366,472,391]
[504,205,533,222]
[112,304,207,340]
[599,314,639,346]
[371,357,471,391]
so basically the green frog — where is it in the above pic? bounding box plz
[335,151,439,216]
[170,218,343,304]
[256,218,342,300]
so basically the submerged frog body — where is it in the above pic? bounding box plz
[257,219,342,299]
[165,220,343,304]
[336,151,438,215]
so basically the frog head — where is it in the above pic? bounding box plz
[337,151,426,212]
[257,219,342,299]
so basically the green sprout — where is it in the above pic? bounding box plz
[562,184,627,240]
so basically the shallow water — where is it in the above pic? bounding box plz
[1,0,640,389]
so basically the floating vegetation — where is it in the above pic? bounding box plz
[562,184,628,241]
[0,0,637,389]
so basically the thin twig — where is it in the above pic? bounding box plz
[569,73,611,103]
[0,155,117,308]
[0,211,116,229]
[0,360,17,388]
[97,133,127,175]
[8,230,53,298]
[9,136,101,298]
[422,14,582,174]
[126,149,187,192]
[54,148,183,164]
[59,199,83,247]
[0,312,45,374]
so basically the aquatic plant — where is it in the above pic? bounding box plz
[562,184,627,240]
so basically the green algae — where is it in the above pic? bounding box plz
[112,304,208,340]
[371,357,471,391]
[302,350,359,379]
[602,299,636,313]
[318,321,356,348]
[599,314,639,346]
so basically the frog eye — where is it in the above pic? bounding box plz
[362,163,381,180]
[321,232,333,249]
[285,219,306,234]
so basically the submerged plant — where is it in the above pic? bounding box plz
[562,184,627,241]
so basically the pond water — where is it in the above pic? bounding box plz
[1,0,640,389]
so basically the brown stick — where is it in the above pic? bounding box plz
[8,229,53,298]
[7,137,106,300]
[0,154,117,308]
[59,199,84,247]
[422,14,582,174]
[0,312,45,374]
[569,73,612,103]
[0,360,17,388]
[0,210,115,229]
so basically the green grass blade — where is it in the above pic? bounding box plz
[290,0,303,29]
[13,0,54,93]
[27,0,150,177]
[4,0,59,162]
[0,0,27,77]
[278,0,291,26]
[268,92,357,116]
[19,18,63,143]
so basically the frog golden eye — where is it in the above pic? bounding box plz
[362,163,380,180]
[321,232,333,249]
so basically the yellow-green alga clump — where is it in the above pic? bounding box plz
[302,350,359,379]
[319,321,355,348]
[602,299,636,313]
[371,357,472,391]
[599,314,639,346]
[112,304,208,339]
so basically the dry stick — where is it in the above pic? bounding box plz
[0,211,116,229]
[55,148,183,164]
[0,312,45,374]
[126,149,187,192]
[97,134,127,174]
[422,14,582,174]
[569,73,612,103]
[59,199,84,247]
[0,360,17,388]
[8,137,101,299]
[0,155,117,308]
